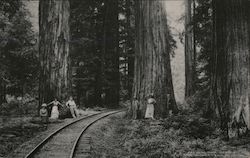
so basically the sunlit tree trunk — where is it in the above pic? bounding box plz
[132,0,177,118]
[211,0,250,138]
[185,0,196,98]
[39,0,71,105]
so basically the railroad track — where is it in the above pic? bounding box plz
[24,110,124,158]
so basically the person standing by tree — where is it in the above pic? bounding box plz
[66,96,79,118]
[145,94,156,120]
[132,0,177,118]
[39,0,71,108]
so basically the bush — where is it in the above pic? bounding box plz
[0,94,37,116]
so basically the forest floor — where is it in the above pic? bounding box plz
[0,108,101,157]
[0,116,46,157]
[89,111,250,158]
[1,109,250,158]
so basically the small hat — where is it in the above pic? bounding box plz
[41,103,47,107]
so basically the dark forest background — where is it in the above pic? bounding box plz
[0,0,209,115]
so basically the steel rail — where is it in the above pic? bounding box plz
[24,112,102,158]
[69,110,124,158]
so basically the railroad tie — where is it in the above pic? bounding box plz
[74,136,92,158]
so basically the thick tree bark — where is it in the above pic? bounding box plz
[132,0,177,118]
[39,0,71,105]
[102,0,120,107]
[185,0,196,98]
[210,0,250,138]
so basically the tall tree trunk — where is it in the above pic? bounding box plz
[126,0,135,98]
[185,0,196,98]
[102,0,120,107]
[207,0,217,118]
[39,0,71,105]
[0,79,4,104]
[132,0,177,118]
[211,0,250,138]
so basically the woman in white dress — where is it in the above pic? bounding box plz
[47,98,63,119]
[145,94,156,119]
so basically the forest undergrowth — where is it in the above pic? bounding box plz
[0,118,46,157]
[90,109,250,158]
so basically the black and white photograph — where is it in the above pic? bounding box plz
[0,0,250,157]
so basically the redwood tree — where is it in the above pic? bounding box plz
[185,0,196,98]
[132,0,177,118]
[210,0,250,138]
[39,0,71,105]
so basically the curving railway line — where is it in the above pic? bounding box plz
[23,110,124,158]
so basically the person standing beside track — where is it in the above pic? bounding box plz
[40,103,48,124]
[47,98,64,119]
[66,96,79,118]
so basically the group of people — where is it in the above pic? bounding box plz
[40,93,159,123]
[40,96,79,123]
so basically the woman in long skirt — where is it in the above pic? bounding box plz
[47,98,63,119]
[145,94,156,119]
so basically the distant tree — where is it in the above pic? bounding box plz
[70,0,120,107]
[71,0,129,107]
[0,0,38,104]
[210,0,250,138]
[191,0,213,112]
[101,0,120,107]
[185,0,196,98]
[125,0,135,98]
[132,0,177,118]
[70,0,102,107]
[39,0,71,105]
